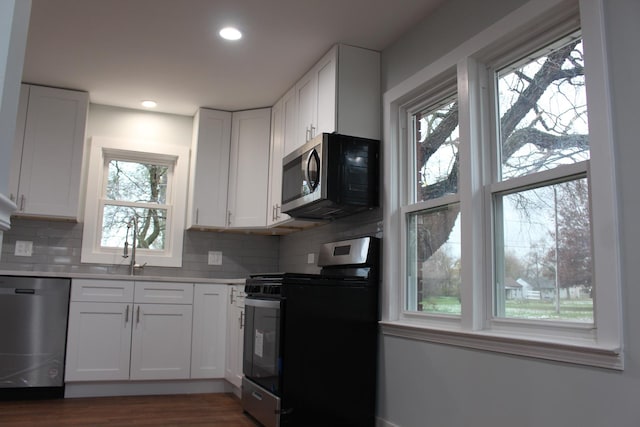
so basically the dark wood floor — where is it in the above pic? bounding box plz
[0,393,260,426]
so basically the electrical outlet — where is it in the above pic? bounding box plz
[307,253,315,264]
[15,240,33,257]
[208,251,222,265]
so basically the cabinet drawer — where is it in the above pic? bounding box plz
[134,282,194,304]
[71,279,134,302]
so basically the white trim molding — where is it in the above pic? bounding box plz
[381,321,622,370]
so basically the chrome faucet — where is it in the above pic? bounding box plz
[122,215,146,275]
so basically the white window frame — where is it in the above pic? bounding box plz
[81,137,189,268]
[381,0,623,370]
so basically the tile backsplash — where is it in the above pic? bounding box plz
[0,209,382,278]
[0,218,279,279]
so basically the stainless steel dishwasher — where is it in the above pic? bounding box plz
[0,276,70,399]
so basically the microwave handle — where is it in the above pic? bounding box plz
[306,148,320,192]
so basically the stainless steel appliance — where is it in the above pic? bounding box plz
[0,276,70,399]
[242,237,379,427]
[281,133,379,220]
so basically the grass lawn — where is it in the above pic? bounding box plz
[422,296,593,322]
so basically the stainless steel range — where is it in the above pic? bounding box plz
[241,237,379,427]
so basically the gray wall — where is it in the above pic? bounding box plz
[376,0,640,426]
[0,218,279,279]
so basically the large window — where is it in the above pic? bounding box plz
[492,33,592,323]
[100,158,170,251]
[81,137,189,268]
[383,0,622,369]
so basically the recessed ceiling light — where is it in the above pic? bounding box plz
[141,100,157,108]
[219,27,242,41]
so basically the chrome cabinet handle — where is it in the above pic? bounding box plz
[310,124,316,138]
[19,195,25,211]
[125,305,129,324]
[230,288,235,305]
[136,305,140,324]
[276,204,281,219]
[239,311,245,329]
[227,210,232,226]
[195,208,199,225]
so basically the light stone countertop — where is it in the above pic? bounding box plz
[0,270,246,285]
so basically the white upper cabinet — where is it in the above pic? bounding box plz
[11,84,88,219]
[267,88,295,226]
[187,108,232,228]
[290,44,380,156]
[227,108,271,228]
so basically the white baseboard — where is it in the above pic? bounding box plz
[64,379,230,398]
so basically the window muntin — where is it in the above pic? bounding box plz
[496,33,589,181]
[406,204,461,315]
[493,175,593,323]
[412,98,459,202]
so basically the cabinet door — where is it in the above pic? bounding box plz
[8,84,29,204]
[17,85,88,218]
[282,86,298,158]
[267,92,293,227]
[295,70,316,149]
[187,108,232,228]
[314,48,337,136]
[225,285,245,388]
[65,302,132,381]
[130,304,193,380]
[227,108,271,228]
[191,284,228,379]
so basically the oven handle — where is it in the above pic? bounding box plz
[245,298,281,309]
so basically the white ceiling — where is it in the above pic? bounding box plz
[22,0,445,116]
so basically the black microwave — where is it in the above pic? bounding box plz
[281,133,379,220]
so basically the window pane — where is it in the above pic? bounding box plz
[406,205,461,315]
[106,160,168,204]
[101,205,167,250]
[494,178,593,323]
[497,35,589,180]
[412,98,459,202]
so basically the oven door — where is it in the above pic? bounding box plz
[243,297,282,395]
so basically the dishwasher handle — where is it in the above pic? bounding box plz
[15,289,36,294]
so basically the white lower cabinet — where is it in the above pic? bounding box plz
[65,280,200,383]
[130,303,193,380]
[225,284,245,388]
[191,284,228,378]
[65,301,133,381]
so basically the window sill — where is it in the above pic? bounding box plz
[379,320,623,370]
